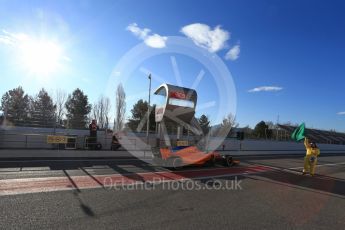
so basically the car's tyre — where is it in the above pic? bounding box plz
[167,157,183,170]
[173,157,183,170]
[224,156,234,167]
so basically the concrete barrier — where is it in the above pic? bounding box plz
[216,139,345,155]
[1,126,345,157]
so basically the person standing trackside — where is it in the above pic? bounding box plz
[89,119,98,149]
[302,137,320,176]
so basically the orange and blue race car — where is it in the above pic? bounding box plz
[153,145,240,169]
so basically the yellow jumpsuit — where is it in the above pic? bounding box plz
[303,138,320,176]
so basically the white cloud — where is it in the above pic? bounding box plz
[144,34,167,48]
[337,111,345,115]
[126,23,150,40]
[248,86,283,93]
[180,23,230,53]
[126,23,167,48]
[225,44,240,60]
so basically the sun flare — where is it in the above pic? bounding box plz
[19,39,62,76]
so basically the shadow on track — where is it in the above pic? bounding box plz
[241,165,345,198]
[2,155,344,198]
[237,155,345,198]
[63,170,96,217]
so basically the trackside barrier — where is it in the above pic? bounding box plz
[214,139,345,155]
[0,128,345,155]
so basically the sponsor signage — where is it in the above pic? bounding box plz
[169,91,186,99]
[47,135,68,144]
[177,140,189,146]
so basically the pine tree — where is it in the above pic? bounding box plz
[65,88,91,129]
[127,99,155,132]
[0,86,30,126]
[31,89,56,127]
[198,114,210,135]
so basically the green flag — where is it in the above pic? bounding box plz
[291,123,305,142]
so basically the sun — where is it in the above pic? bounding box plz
[19,39,63,76]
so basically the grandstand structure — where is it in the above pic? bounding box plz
[278,125,345,145]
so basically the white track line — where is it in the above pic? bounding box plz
[288,162,345,170]
[246,161,345,176]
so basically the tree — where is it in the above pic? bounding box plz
[242,125,253,138]
[54,89,67,126]
[0,113,4,125]
[0,86,30,126]
[266,121,275,130]
[30,88,56,127]
[198,114,210,135]
[253,121,272,139]
[92,95,111,129]
[92,102,100,124]
[212,113,238,137]
[65,88,91,129]
[127,99,155,132]
[114,84,126,131]
[222,114,238,130]
[265,121,277,139]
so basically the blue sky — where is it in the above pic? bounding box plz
[0,0,344,131]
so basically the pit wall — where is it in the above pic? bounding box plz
[0,126,345,154]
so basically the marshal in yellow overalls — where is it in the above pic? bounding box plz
[303,138,320,176]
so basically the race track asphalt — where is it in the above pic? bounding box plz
[0,153,344,230]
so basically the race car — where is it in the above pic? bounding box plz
[152,145,240,169]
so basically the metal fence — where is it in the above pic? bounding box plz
[0,131,146,150]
